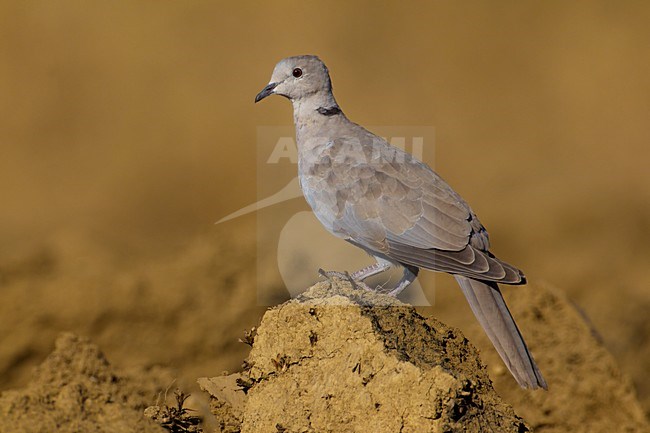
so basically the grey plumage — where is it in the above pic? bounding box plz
[255,55,547,390]
[454,276,547,389]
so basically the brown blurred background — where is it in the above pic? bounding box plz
[1,0,649,417]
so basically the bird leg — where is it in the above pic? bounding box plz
[350,259,392,281]
[317,269,374,291]
[386,265,419,297]
[318,258,393,292]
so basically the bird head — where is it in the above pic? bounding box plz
[255,55,332,103]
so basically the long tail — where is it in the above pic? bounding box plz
[454,275,547,389]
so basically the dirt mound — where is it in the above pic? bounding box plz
[467,283,650,433]
[0,333,171,433]
[2,279,648,433]
[0,229,262,393]
[201,279,529,433]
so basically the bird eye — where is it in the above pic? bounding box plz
[292,68,303,78]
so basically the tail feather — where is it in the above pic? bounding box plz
[454,275,547,390]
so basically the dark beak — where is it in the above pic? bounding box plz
[255,82,278,103]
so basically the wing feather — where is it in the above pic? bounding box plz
[299,127,523,285]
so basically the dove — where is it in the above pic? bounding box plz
[255,55,547,390]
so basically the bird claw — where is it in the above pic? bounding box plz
[318,268,373,292]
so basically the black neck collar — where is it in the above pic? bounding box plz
[316,106,342,116]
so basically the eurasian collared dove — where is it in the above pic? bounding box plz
[255,55,547,390]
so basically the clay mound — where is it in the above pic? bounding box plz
[0,333,170,433]
[201,279,529,433]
